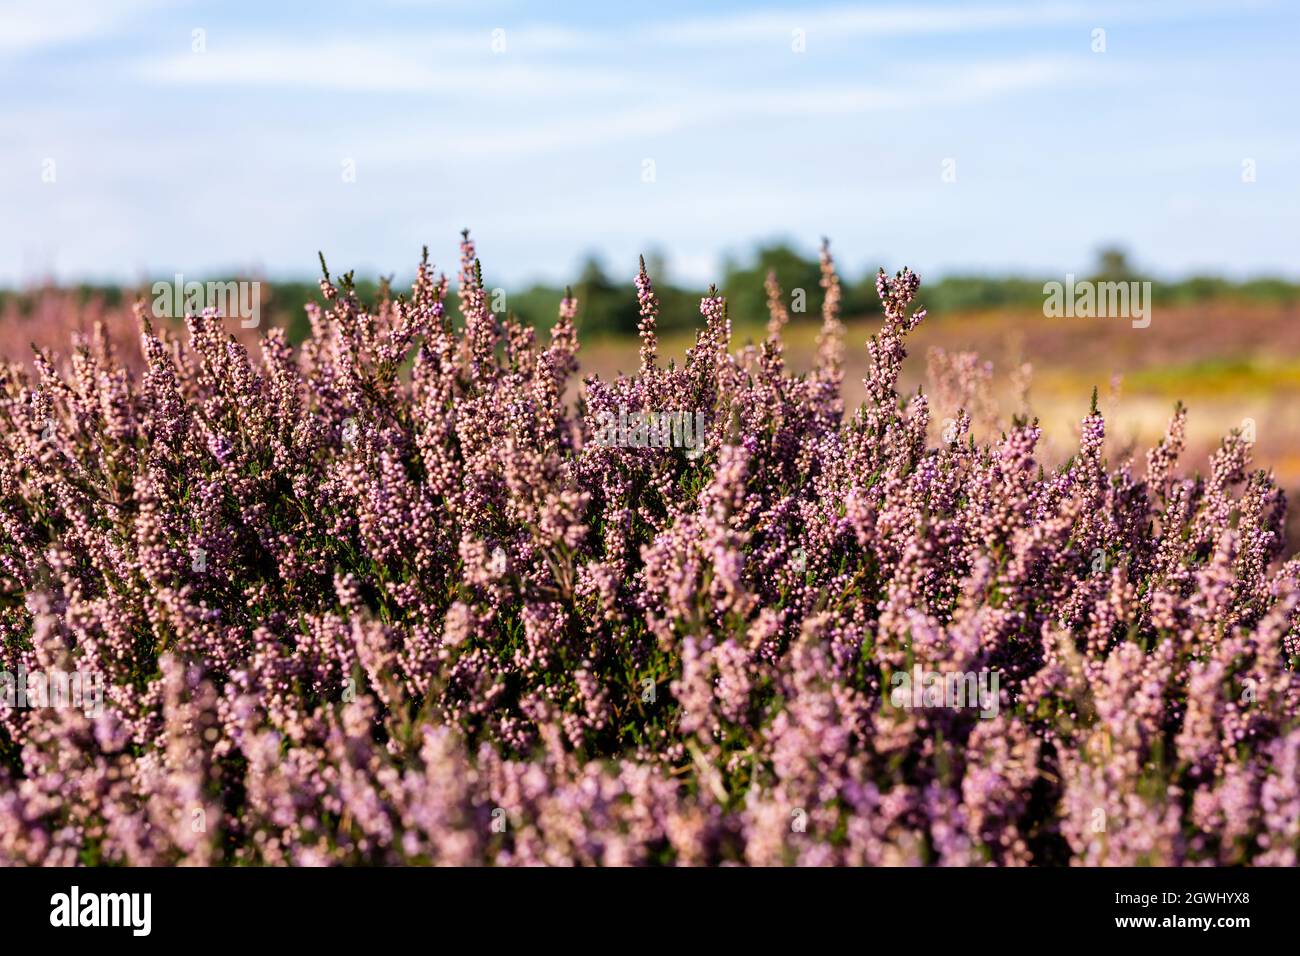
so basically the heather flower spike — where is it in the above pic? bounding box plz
[636,253,659,374]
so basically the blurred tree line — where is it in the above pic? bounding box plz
[4,245,1298,344]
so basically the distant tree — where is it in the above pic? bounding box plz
[574,254,638,337]
[1092,245,1134,280]
[723,242,822,328]
[577,255,613,289]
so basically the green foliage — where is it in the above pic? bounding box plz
[722,242,822,328]
[3,244,1297,345]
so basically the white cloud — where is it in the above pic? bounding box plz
[646,0,1269,46]
[0,0,159,54]
[134,34,628,96]
[375,55,1100,160]
[648,1,1086,45]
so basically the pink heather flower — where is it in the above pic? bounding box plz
[635,255,659,374]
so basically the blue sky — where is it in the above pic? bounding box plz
[1,0,1297,288]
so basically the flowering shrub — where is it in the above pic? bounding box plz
[1,233,1298,866]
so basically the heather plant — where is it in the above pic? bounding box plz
[1,232,1298,867]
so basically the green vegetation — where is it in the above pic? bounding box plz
[3,246,1296,345]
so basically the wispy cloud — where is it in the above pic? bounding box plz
[646,1,1089,45]
[130,21,638,98]
[368,55,1100,159]
[0,0,160,54]
[645,0,1270,45]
